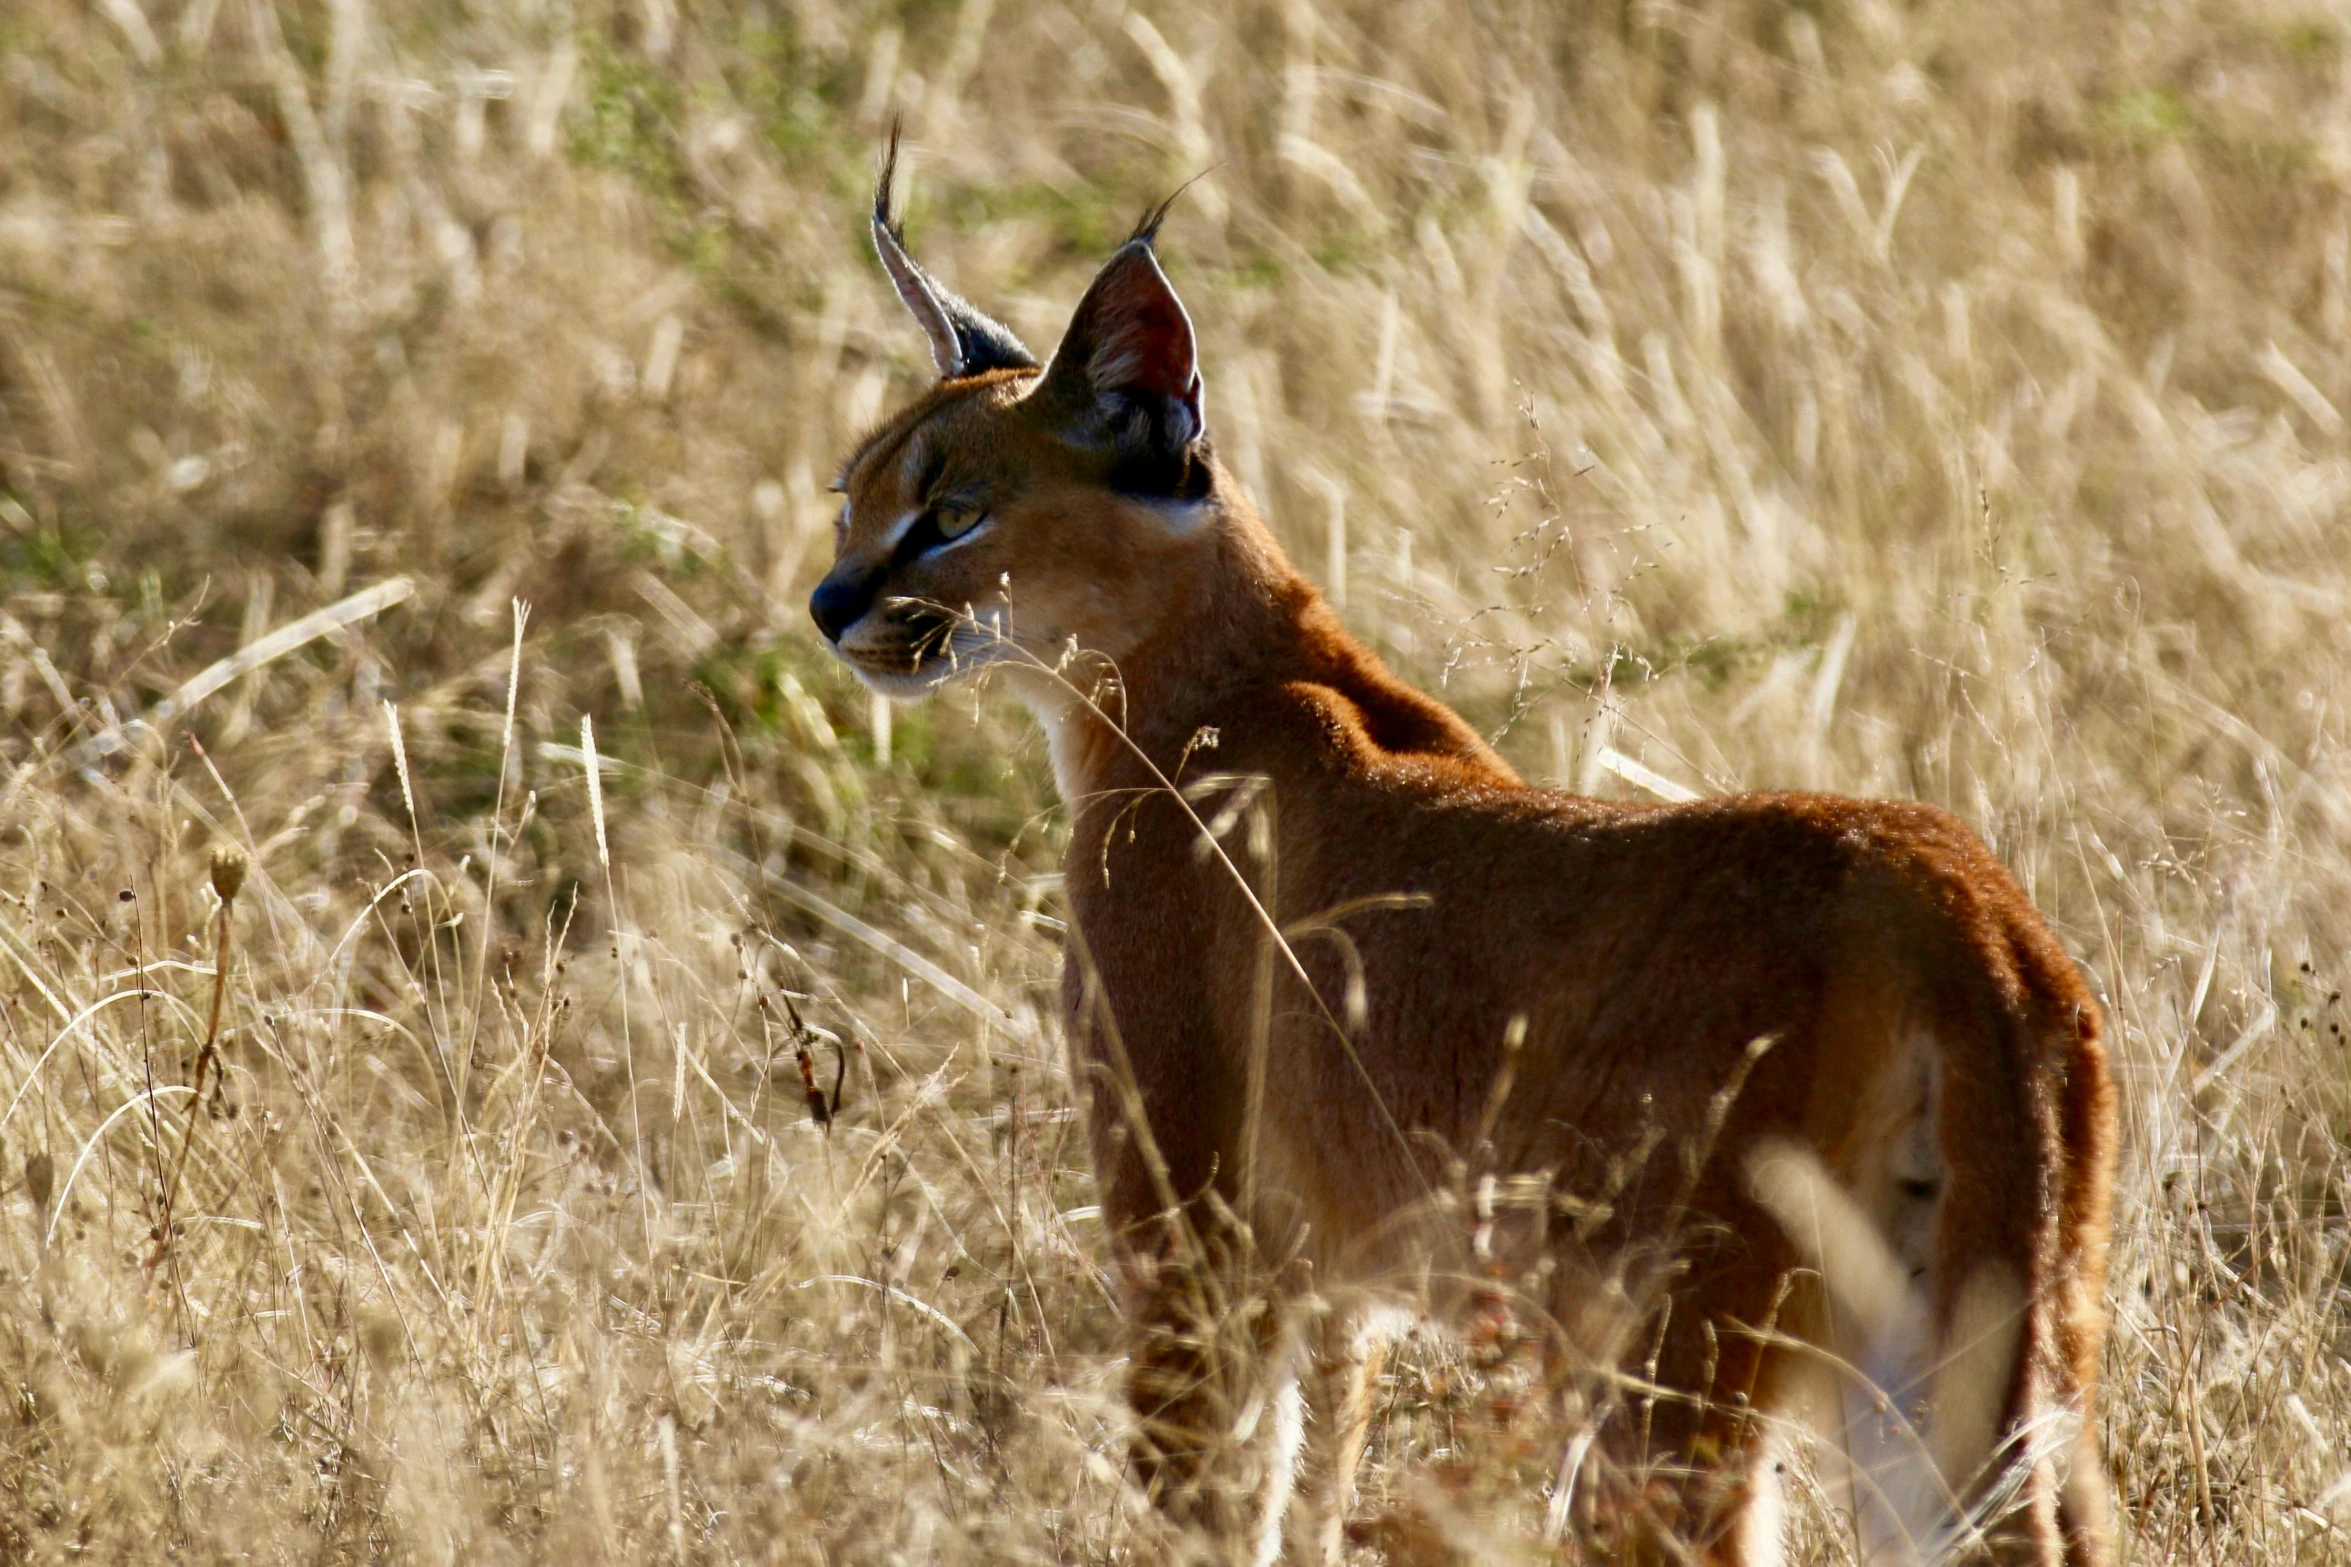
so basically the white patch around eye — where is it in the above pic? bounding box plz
[874,508,922,552]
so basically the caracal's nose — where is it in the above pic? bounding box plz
[809,563,882,643]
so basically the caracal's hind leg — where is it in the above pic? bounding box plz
[1279,1305,1387,1566]
[1593,1239,1805,1565]
[2054,1373,2114,1567]
[2052,1004,2118,1567]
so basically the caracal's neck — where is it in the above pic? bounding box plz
[1007,470,1518,808]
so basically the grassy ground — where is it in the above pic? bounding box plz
[2,0,2350,1559]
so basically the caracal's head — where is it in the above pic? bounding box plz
[811,134,1219,702]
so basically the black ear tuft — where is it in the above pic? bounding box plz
[1128,166,1214,247]
[871,124,1039,380]
[1037,233,1207,495]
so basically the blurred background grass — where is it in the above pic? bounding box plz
[3,0,2351,1560]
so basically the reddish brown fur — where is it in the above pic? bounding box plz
[820,259,2117,1565]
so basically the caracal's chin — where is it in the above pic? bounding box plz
[839,661,952,701]
[834,619,1025,701]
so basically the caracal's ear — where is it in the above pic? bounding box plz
[872,124,1039,379]
[1034,198,1207,490]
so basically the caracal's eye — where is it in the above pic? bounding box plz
[935,499,987,540]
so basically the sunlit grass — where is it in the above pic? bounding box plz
[2,0,2349,1560]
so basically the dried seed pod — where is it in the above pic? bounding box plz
[209,844,250,903]
[24,1151,54,1213]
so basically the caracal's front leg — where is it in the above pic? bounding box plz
[1123,1216,1311,1561]
[1124,1234,1239,1543]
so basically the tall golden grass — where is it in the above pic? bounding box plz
[2,0,2348,1558]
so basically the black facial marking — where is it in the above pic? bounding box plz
[890,509,951,567]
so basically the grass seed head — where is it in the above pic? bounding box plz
[208,844,248,905]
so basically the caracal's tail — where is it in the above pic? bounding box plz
[1748,993,2114,1566]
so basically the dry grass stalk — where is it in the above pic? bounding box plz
[147,845,247,1272]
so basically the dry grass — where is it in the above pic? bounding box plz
[3,0,2350,1559]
